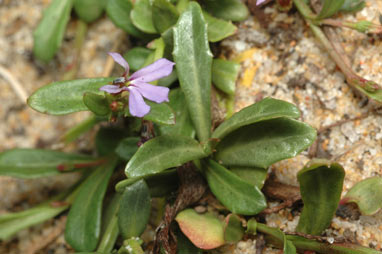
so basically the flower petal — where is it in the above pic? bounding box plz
[128,87,151,117]
[130,58,175,83]
[256,0,266,5]
[132,81,169,103]
[100,85,124,94]
[108,52,129,74]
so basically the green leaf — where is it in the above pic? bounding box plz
[95,127,128,156]
[343,176,382,215]
[204,160,267,215]
[296,159,345,235]
[74,0,105,23]
[284,236,297,254]
[224,214,244,243]
[130,0,157,34]
[28,78,114,115]
[124,47,153,72]
[177,229,203,254]
[65,157,117,251]
[212,97,301,140]
[158,89,195,138]
[118,180,151,238]
[115,137,140,161]
[33,0,73,62]
[202,0,249,22]
[211,59,240,95]
[203,12,237,42]
[152,0,179,33]
[0,149,95,179]
[246,218,257,235]
[317,0,345,19]
[173,2,213,142]
[125,135,207,178]
[124,100,175,125]
[340,0,365,13]
[106,0,147,38]
[176,209,225,250]
[83,92,111,116]
[215,117,316,168]
[230,166,267,189]
[0,203,68,241]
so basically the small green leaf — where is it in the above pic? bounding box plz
[211,59,240,95]
[83,92,111,116]
[340,0,365,13]
[106,0,147,38]
[125,135,207,178]
[152,0,179,33]
[74,0,105,23]
[158,89,195,138]
[343,177,382,215]
[176,209,225,250]
[230,167,267,189]
[203,12,237,42]
[28,78,114,115]
[317,0,345,19]
[212,97,301,140]
[124,101,175,125]
[95,127,128,156]
[173,2,213,142]
[284,235,297,254]
[115,137,140,161]
[130,0,157,34]
[118,180,151,238]
[0,149,95,179]
[65,157,118,251]
[204,160,267,215]
[224,214,244,243]
[296,159,345,235]
[215,117,316,168]
[202,0,249,22]
[246,218,257,235]
[124,47,153,72]
[33,0,73,62]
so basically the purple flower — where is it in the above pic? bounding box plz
[100,52,175,117]
[256,0,266,5]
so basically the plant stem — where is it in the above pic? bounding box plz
[293,0,317,20]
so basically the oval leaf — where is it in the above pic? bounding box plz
[74,0,105,23]
[215,117,316,168]
[124,101,175,125]
[212,97,301,140]
[203,12,237,42]
[83,92,111,116]
[317,0,345,19]
[0,149,96,179]
[224,214,244,243]
[115,137,140,161]
[152,0,179,33]
[211,59,240,95]
[118,180,151,238]
[125,135,207,178]
[173,2,213,142]
[130,0,157,34]
[176,209,225,250]
[343,176,382,215]
[28,78,114,115]
[33,0,73,62]
[65,157,118,251]
[296,159,345,235]
[202,0,249,22]
[229,166,267,189]
[124,47,153,72]
[204,160,267,215]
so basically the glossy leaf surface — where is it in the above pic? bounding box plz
[173,2,213,142]
[215,118,316,168]
[130,0,156,34]
[124,101,176,125]
[203,12,237,42]
[152,0,179,33]
[202,0,249,22]
[296,160,345,235]
[0,149,95,179]
[224,214,244,243]
[118,180,151,238]
[33,0,73,62]
[211,59,240,95]
[317,0,345,19]
[343,176,382,215]
[125,135,207,178]
[74,0,105,23]
[205,160,267,215]
[158,89,195,138]
[83,92,110,116]
[212,97,300,140]
[28,78,114,115]
[65,158,117,251]
[106,0,146,38]
[230,166,267,189]
[176,209,225,250]
[124,47,153,72]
